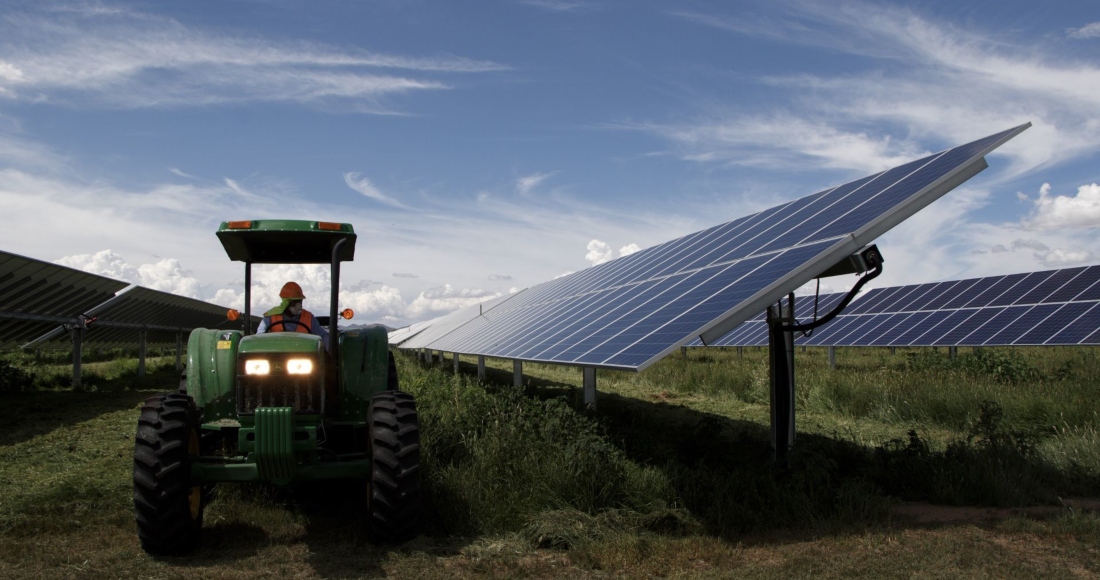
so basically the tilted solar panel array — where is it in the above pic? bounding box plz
[396,124,1029,370]
[0,251,130,348]
[689,292,849,347]
[1,249,256,349]
[29,286,249,348]
[799,265,1100,346]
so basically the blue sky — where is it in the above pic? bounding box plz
[1,0,1098,326]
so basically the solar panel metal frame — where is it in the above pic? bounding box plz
[0,251,130,349]
[401,124,1029,370]
[796,265,1100,347]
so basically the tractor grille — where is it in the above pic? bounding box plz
[237,357,323,415]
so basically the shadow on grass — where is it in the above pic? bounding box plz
[518,377,1098,544]
[0,379,171,447]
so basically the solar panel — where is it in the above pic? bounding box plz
[398,293,516,350]
[400,124,1028,369]
[0,250,130,349]
[689,292,849,347]
[799,265,1100,346]
[27,286,249,348]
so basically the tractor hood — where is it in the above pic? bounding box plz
[239,332,323,355]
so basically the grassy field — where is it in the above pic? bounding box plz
[1,346,1099,578]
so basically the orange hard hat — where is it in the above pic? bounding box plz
[279,282,306,300]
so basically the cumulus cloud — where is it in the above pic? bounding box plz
[406,284,502,319]
[1067,22,1100,39]
[1025,183,1100,230]
[585,240,614,266]
[488,274,512,281]
[585,239,642,266]
[343,172,406,208]
[982,238,1091,268]
[55,249,204,298]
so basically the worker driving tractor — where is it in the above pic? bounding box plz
[257,281,329,349]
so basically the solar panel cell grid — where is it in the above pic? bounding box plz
[1016,302,1093,345]
[400,125,1028,368]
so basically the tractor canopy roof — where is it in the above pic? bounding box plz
[216,220,356,264]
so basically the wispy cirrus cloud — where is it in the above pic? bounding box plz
[1067,22,1100,39]
[660,1,1100,179]
[0,5,506,112]
[343,172,407,208]
[515,171,554,196]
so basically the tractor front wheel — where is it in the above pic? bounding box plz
[366,391,421,542]
[133,393,204,555]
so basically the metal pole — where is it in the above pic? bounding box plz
[453,352,459,373]
[767,298,796,459]
[478,355,486,381]
[890,346,896,355]
[244,262,252,335]
[513,359,522,387]
[828,346,836,370]
[737,345,742,359]
[329,238,346,358]
[71,326,83,390]
[949,346,957,359]
[138,328,147,378]
[681,346,687,359]
[583,366,597,410]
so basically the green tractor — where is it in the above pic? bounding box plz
[132,219,421,555]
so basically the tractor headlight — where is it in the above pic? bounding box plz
[244,359,270,375]
[286,358,313,375]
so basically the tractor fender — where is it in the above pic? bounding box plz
[186,329,240,421]
[338,324,391,421]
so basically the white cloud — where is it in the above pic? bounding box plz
[0,6,505,112]
[343,172,406,208]
[488,274,512,281]
[393,273,418,279]
[515,172,554,196]
[660,2,1100,178]
[406,284,502,319]
[520,0,599,12]
[1025,183,1100,230]
[1068,22,1100,40]
[585,239,643,266]
[55,249,204,298]
[585,239,614,266]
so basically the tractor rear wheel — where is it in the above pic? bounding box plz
[366,391,421,542]
[133,393,204,555]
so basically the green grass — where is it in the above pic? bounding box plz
[1,345,1099,578]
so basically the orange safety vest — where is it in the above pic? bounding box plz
[269,310,314,334]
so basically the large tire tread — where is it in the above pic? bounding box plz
[133,393,203,555]
[367,391,421,543]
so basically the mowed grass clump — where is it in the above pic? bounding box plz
[399,362,685,543]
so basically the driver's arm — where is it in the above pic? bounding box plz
[257,316,270,334]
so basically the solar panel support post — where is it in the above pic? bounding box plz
[453,352,459,373]
[681,346,687,359]
[737,346,743,360]
[478,355,486,381]
[69,323,84,390]
[767,295,797,460]
[949,346,957,359]
[828,346,836,370]
[583,366,597,410]
[513,360,522,387]
[138,327,147,378]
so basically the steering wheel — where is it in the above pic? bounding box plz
[265,319,301,332]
